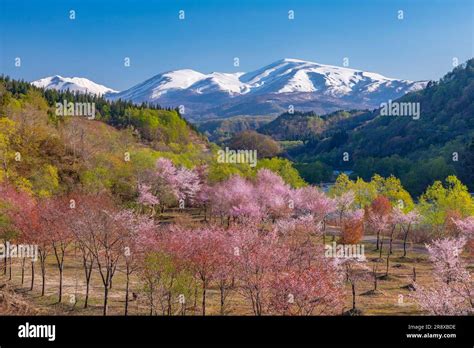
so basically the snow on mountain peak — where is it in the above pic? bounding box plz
[32,76,117,95]
[32,59,428,118]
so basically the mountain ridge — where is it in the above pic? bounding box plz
[32,75,118,95]
[32,58,428,118]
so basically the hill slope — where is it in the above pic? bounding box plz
[285,59,474,195]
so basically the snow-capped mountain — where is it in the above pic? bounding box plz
[32,75,117,96]
[109,58,427,118]
[33,59,428,118]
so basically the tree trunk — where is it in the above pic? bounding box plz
[379,237,384,259]
[149,294,154,316]
[83,255,93,309]
[30,261,35,291]
[194,285,198,314]
[373,265,378,291]
[8,256,12,280]
[351,283,356,310]
[167,291,172,316]
[21,257,26,285]
[389,226,396,254]
[202,282,207,316]
[103,284,109,316]
[53,246,65,303]
[124,269,130,316]
[403,226,410,257]
[84,275,90,309]
[58,266,63,302]
[220,282,225,315]
[376,230,380,250]
[40,260,46,296]
[109,265,117,289]
[385,251,390,276]
[3,242,6,275]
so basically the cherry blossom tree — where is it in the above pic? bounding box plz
[453,216,474,255]
[394,209,421,257]
[37,197,74,303]
[275,214,320,237]
[292,186,336,242]
[213,228,236,315]
[412,281,472,315]
[194,164,211,221]
[334,191,355,226]
[0,183,36,281]
[70,194,125,315]
[232,227,288,315]
[174,166,202,206]
[268,258,344,315]
[154,158,202,209]
[138,226,194,316]
[170,225,225,316]
[337,257,369,314]
[366,196,392,254]
[114,209,155,315]
[412,237,472,315]
[137,183,160,216]
[254,169,292,221]
[210,175,261,225]
[426,237,469,285]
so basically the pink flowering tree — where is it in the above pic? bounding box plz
[139,158,202,213]
[194,164,212,221]
[268,257,344,315]
[292,186,336,242]
[213,228,237,315]
[336,257,370,314]
[232,227,288,315]
[453,216,474,255]
[210,175,262,225]
[412,237,472,315]
[412,281,472,315]
[137,183,160,216]
[334,191,355,226]
[70,194,126,315]
[171,225,225,316]
[254,169,292,221]
[38,196,74,303]
[114,209,156,315]
[394,209,421,257]
[0,183,37,283]
[426,237,470,285]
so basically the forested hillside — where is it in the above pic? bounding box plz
[197,115,275,143]
[258,110,373,141]
[272,59,474,195]
[0,77,306,203]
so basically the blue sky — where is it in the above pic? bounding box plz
[1,0,472,90]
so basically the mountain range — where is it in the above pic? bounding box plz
[32,58,428,119]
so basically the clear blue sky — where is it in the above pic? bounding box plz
[1,0,472,90]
